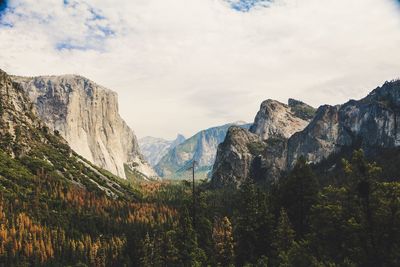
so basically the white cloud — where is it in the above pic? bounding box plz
[1,0,400,139]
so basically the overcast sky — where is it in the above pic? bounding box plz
[1,0,400,139]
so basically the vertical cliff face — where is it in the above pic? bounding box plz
[0,70,39,157]
[212,80,400,188]
[0,69,135,197]
[287,105,342,169]
[211,99,315,187]
[287,80,400,169]
[13,75,157,180]
[211,126,264,188]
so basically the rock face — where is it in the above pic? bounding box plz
[212,80,400,188]
[288,80,400,168]
[250,99,311,140]
[211,126,263,187]
[211,100,314,187]
[0,69,133,197]
[13,75,157,180]
[0,70,40,156]
[139,134,186,167]
[155,122,250,179]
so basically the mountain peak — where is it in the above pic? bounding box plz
[250,98,311,140]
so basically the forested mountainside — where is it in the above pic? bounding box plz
[0,69,176,266]
[12,75,157,180]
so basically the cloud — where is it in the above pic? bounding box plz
[0,0,400,139]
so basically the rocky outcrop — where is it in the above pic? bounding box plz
[250,99,312,140]
[211,99,315,187]
[212,80,400,188]
[13,75,157,180]
[0,70,40,157]
[155,122,250,179]
[287,80,400,168]
[211,126,264,187]
[139,134,186,167]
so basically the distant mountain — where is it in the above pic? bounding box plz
[155,122,250,179]
[139,134,186,166]
[12,75,157,180]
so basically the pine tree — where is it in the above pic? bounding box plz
[235,180,274,265]
[280,157,319,237]
[176,208,204,267]
[163,230,179,266]
[272,209,295,267]
[213,216,235,267]
[141,233,154,267]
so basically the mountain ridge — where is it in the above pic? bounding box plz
[139,134,186,166]
[211,80,400,188]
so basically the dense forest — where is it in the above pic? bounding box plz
[0,146,399,266]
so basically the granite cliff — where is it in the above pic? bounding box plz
[211,100,314,187]
[212,81,400,188]
[288,80,400,168]
[0,69,134,197]
[13,75,157,180]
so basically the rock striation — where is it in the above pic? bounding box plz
[13,75,157,180]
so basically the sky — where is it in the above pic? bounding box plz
[1,0,400,139]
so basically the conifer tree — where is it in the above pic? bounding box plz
[280,157,318,237]
[176,208,204,267]
[213,216,235,267]
[273,208,295,267]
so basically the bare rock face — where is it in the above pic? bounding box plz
[0,70,40,157]
[0,69,137,197]
[287,105,342,169]
[211,126,262,187]
[287,80,400,168]
[13,75,157,180]
[212,80,400,188]
[250,99,310,140]
[211,99,314,187]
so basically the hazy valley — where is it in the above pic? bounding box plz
[1,66,400,266]
[1,0,400,265]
